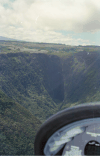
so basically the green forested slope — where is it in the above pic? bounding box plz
[60,51,100,109]
[0,52,60,122]
[0,41,100,122]
[0,90,41,155]
[1,41,100,154]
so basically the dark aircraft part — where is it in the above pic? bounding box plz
[34,103,100,155]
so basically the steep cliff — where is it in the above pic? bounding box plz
[61,51,100,109]
[0,43,100,122]
[0,53,62,121]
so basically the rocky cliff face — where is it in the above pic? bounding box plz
[0,51,100,121]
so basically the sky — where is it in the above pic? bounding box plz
[0,0,100,45]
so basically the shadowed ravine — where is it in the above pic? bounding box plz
[0,50,100,121]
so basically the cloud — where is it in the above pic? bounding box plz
[0,0,100,44]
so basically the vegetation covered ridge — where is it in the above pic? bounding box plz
[0,90,41,155]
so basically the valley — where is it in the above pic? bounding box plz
[0,40,100,154]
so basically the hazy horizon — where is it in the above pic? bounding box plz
[0,0,100,45]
